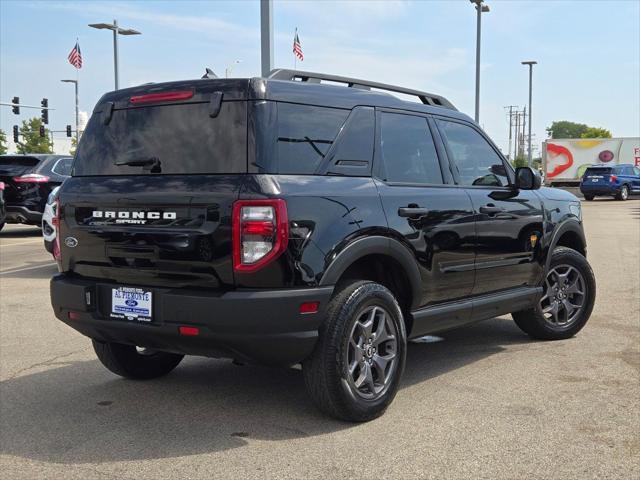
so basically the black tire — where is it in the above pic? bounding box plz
[512,247,596,340]
[0,222,4,231]
[303,281,407,422]
[583,195,594,201]
[92,340,184,380]
[615,185,629,201]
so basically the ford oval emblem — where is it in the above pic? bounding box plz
[125,299,138,307]
[64,237,78,248]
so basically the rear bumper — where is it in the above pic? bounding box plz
[5,205,42,224]
[50,274,333,366]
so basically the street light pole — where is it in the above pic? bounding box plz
[522,61,537,167]
[470,0,489,123]
[61,79,79,144]
[89,19,141,90]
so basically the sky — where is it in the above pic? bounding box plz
[1,0,639,155]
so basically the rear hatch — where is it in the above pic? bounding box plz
[0,156,44,204]
[582,167,613,186]
[58,80,250,290]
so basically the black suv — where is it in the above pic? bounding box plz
[0,154,73,230]
[50,70,596,421]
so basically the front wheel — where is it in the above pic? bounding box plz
[303,281,407,422]
[92,340,184,380]
[513,247,596,340]
[616,185,629,201]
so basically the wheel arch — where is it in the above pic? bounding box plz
[546,219,586,272]
[319,236,422,313]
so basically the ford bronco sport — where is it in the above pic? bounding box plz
[50,70,596,421]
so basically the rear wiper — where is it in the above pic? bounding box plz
[115,157,161,173]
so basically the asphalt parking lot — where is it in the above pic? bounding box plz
[1,198,638,480]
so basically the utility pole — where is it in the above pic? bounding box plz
[89,19,141,90]
[522,105,527,159]
[521,61,537,167]
[61,79,79,144]
[260,0,274,77]
[470,0,490,123]
[504,105,518,161]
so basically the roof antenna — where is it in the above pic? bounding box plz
[202,68,218,79]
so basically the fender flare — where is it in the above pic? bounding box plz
[545,218,586,273]
[319,236,423,310]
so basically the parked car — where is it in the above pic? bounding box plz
[0,154,73,228]
[42,186,61,256]
[0,181,6,229]
[50,70,596,422]
[580,163,640,201]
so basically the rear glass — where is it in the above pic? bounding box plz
[584,168,611,176]
[0,156,41,176]
[73,101,247,176]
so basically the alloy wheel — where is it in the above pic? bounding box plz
[540,264,586,328]
[345,305,399,399]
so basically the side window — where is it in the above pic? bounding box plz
[52,157,73,176]
[437,120,509,187]
[276,103,348,174]
[633,167,640,176]
[379,112,443,184]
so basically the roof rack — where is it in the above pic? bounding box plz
[268,69,457,110]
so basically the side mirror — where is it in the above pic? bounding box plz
[515,167,542,190]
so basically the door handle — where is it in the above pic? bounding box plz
[398,207,430,218]
[479,205,505,215]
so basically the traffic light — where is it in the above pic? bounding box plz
[13,125,19,143]
[12,97,19,115]
[39,125,46,138]
[41,98,49,124]
[66,125,72,138]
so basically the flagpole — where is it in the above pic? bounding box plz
[294,28,297,71]
[75,37,80,144]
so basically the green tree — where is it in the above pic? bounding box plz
[512,156,528,168]
[580,127,612,139]
[546,121,589,139]
[16,117,53,154]
[547,121,613,139]
[0,129,7,155]
[69,136,77,156]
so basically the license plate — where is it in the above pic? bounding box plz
[592,179,598,182]
[111,287,152,322]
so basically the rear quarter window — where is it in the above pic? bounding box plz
[275,103,349,174]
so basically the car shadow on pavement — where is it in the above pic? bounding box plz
[0,227,43,237]
[0,317,531,465]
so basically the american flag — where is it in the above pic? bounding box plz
[68,41,82,69]
[293,29,303,61]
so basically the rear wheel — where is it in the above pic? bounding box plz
[92,340,184,380]
[512,247,595,340]
[616,185,629,201]
[583,195,594,201]
[303,281,406,422]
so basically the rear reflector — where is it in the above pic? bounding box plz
[299,302,320,314]
[68,311,81,320]
[130,90,194,104]
[13,174,50,183]
[179,326,200,336]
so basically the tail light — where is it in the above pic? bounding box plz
[52,198,61,261]
[0,181,4,190]
[232,199,288,273]
[13,174,50,183]
[609,175,618,183]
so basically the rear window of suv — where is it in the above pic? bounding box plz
[73,101,247,176]
[583,167,612,177]
[0,156,41,176]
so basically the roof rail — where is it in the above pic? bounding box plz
[268,69,457,110]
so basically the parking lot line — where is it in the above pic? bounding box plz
[0,239,45,248]
[0,263,56,275]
